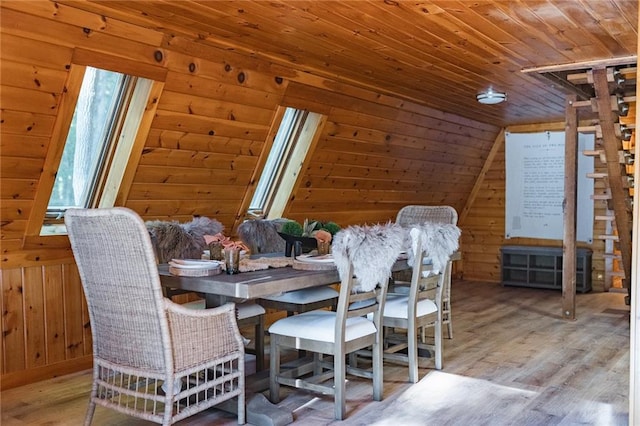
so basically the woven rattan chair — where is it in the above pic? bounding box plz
[65,207,245,425]
[268,223,404,420]
[182,299,266,372]
[148,218,266,371]
[395,205,458,338]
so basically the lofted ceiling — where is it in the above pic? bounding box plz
[63,0,638,127]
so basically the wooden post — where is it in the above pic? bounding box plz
[563,94,578,320]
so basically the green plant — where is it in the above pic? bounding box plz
[321,221,341,236]
[280,220,303,237]
[301,219,318,237]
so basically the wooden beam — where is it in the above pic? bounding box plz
[521,56,637,74]
[458,128,504,225]
[562,94,578,321]
[593,68,633,290]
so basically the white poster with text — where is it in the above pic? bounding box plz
[505,131,594,242]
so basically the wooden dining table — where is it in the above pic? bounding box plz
[157,256,410,426]
[158,262,341,307]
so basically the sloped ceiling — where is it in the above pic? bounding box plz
[62,0,637,126]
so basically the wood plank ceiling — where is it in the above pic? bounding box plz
[60,0,638,127]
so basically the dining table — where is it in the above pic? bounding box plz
[158,260,341,307]
[157,255,410,426]
[158,256,346,426]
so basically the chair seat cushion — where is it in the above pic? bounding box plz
[183,300,265,319]
[268,310,376,342]
[261,286,338,304]
[382,294,437,319]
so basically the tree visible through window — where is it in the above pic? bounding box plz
[47,67,133,218]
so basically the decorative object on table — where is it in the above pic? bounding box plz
[222,240,247,275]
[278,218,342,256]
[204,232,230,261]
[292,254,336,271]
[65,207,246,425]
[225,247,240,275]
[332,222,405,292]
[145,216,223,263]
[238,255,294,272]
[314,229,332,255]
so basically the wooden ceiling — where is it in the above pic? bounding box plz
[63,0,638,126]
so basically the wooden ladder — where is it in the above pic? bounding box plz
[571,66,636,303]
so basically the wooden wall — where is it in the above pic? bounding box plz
[462,123,606,289]
[0,1,602,389]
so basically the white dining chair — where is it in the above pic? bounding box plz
[382,240,446,383]
[268,222,404,420]
[396,205,458,339]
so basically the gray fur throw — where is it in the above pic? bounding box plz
[237,219,286,254]
[146,216,223,263]
[407,223,461,274]
[332,222,405,292]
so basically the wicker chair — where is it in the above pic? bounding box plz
[65,207,245,425]
[147,217,266,371]
[268,223,404,420]
[395,205,458,339]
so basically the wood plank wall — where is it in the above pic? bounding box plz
[0,1,602,389]
[462,123,606,288]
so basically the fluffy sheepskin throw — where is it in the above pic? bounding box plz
[146,216,223,263]
[237,219,286,254]
[407,223,461,274]
[332,222,405,292]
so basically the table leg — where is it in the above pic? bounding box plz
[205,294,293,425]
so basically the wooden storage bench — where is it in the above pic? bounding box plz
[500,245,592,293]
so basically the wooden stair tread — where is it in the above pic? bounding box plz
[587,172,607,178]
[598,234,620,241]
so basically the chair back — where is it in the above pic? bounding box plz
[332,223,406,339]
[407,231,445,318]
[65,207,171,373]
[396,205,458,226]
[237,219,286,254]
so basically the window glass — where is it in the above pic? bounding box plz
[47,67,128,215]
[249,108,308,213]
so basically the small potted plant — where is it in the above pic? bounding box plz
[278,219,341,256]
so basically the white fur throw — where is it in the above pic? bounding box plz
[407,223,461,274]
[332,222,405,292]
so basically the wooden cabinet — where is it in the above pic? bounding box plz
[500,246,592,293]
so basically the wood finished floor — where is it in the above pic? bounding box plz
[1,280,630,425]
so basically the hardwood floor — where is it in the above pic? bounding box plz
[1,280,630,425]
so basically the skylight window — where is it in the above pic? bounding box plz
[45,66,152,222]
[248,107,325,219]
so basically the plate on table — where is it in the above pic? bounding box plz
[295,254,334,264]
[169,259,223,269]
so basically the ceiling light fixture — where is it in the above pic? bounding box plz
[476,88,507,105]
